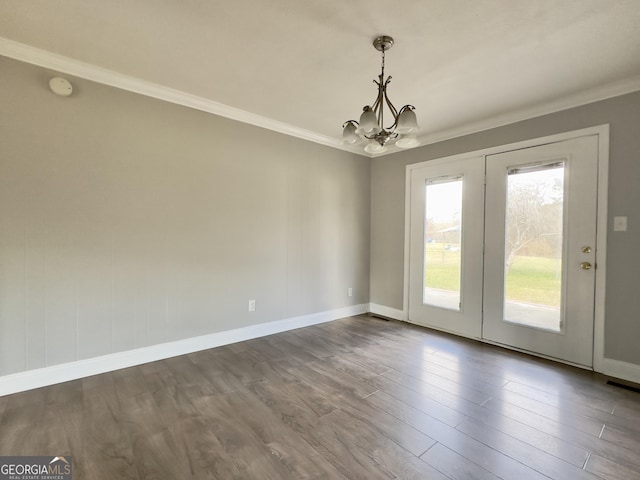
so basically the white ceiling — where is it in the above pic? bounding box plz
[2,0,640,156]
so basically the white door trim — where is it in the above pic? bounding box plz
[404,125,609,372]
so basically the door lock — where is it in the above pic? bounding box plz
[580,261,593,270]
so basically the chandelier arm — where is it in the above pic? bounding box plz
[371,91,383,113]
[382,75,399,118]
[371,75,385,127]
[383,91,400,129]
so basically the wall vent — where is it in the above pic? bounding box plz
[607,380,640,394]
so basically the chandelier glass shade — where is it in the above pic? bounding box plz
[342,36,420,154]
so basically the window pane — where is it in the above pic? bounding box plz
[504,163,564,331]
[423,178,463,310]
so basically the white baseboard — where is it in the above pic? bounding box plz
[369,303,405,321]
[600,357,640,385]
[0,304,368,396]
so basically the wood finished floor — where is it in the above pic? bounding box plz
[1,315,640,479]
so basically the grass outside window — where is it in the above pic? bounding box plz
[424,243,561,307]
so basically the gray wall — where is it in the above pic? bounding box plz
[0,56,370,377]
[371,90,640,366]
[2,50,638,378]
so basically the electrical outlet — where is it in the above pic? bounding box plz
[248,299,256,312]
[348,287,353,297]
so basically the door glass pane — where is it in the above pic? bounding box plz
[504,162,564,331]
[424,177,463,310]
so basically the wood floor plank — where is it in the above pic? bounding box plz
[585,452,640,480]
[504,379,640,434]
[81,380,138,479]
[308,414,396,480]
[358,342,510,389]
[135,361,179,393]
[285,363,436,457]
[275,331,338,359]
[221,385,345,478]
[482,395,640,473]
[420,443,502,480]
[489,387,607,436]
[130,426,200,479]
[456,416,601,479]
[3,384,48,410]
[613,399,640,421]
[321,408,448,480]
[161,354,214,387]
[505,379,616,415]
[435,344,613,403]
[37,383,83,456]
[296,360,379,399]
[145,384,212,433]
[365,390,550,480]
[190,391,307,479]
[378,353,509,400]
[169,414,243,479]
[324,351,393,378]
[381,365,494,406]
[0,396,47,455]
[247,379,391,479]
[262,334,326,364]
[466,400,590,467]
[380,368,493,412]
[600,423,640,453]
[366,372,467,427]
[0,392,8,418]
[1,314,639,479]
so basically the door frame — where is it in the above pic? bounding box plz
[403,124,609,371]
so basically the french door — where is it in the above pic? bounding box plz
[407,134,600,367]
[408,155,485,338]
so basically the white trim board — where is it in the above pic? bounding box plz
[601,358,640,385]
[368,303,404,321]
[0,304,368,396]
[2,37,640,159]
[402,125,622,381]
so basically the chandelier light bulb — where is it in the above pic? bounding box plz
[395,134,419,149]
[364,140,387,154]
[342,121,360,144]
[396,107,419,134]
[355,107,380,135]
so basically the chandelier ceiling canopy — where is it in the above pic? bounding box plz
[342,35,420,154]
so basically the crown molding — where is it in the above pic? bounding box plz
[2,37,639,159]
[0,37,368,157]
[413,75,640,150]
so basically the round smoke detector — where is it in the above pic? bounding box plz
[49,77,73,96]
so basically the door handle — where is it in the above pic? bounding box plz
[580,262,592,270]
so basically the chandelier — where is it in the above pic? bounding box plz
[342,35,420,154]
